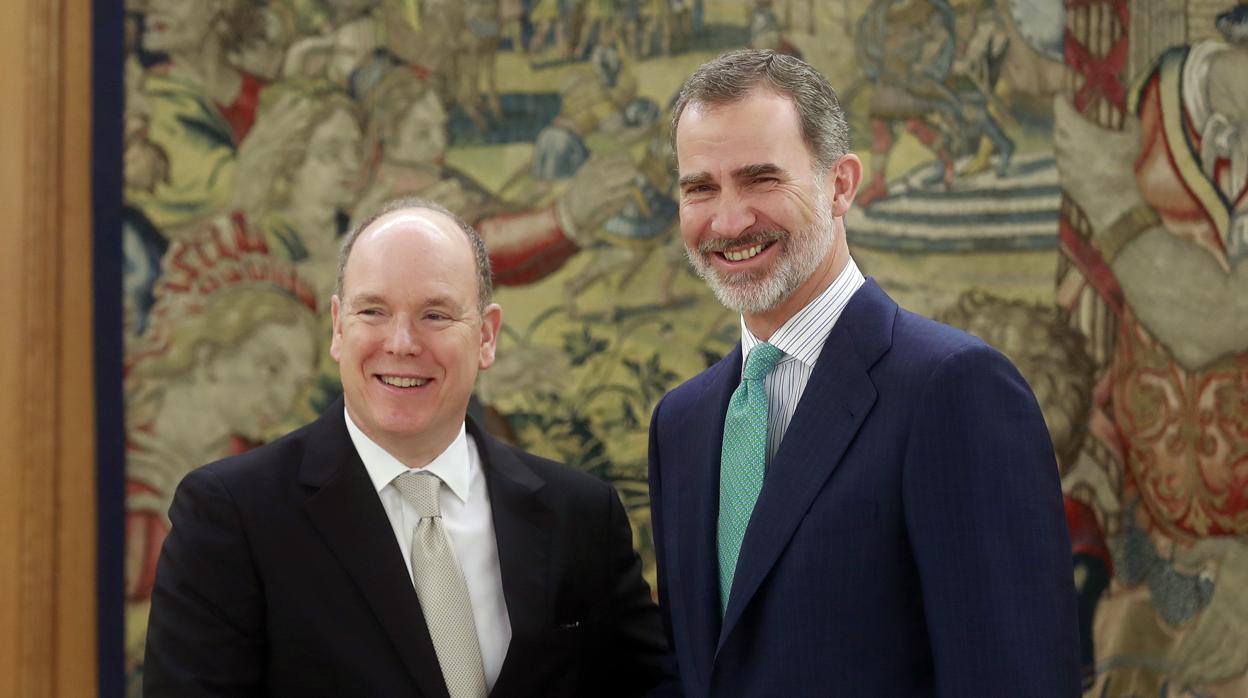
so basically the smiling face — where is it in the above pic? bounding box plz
[330,209,501,466]
[675,88,860,335]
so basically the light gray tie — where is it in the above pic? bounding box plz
[394,471,488,698]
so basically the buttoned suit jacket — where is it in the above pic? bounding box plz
[648,279,1081,697]
[145,398,668,697]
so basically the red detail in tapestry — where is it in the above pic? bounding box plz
[1066,496,1112,574]
[1064,0,1130,114]
[216,71,268,144]
[1058,215,1125,315]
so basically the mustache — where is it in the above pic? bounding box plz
[697,229,786,254]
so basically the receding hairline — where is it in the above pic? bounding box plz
[674,86,816,166]
[342,207,472,285]
[670,49,850,172]
[679,82,794,113]
[336,197,494,311]
[361,206,462,241]
[674,84,802,137]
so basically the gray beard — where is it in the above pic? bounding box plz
[685,190,837,315]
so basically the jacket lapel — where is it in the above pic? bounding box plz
[298,401,450,698]
[471,421,552,696]
[675,347,742,691]
[717,280,897,651]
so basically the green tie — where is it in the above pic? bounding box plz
[718,342,785,616]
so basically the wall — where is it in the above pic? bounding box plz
[0,0,99,695]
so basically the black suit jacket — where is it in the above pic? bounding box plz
[144,399,668,697]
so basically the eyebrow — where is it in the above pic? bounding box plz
[678,163,788,190]
[349,293,467,312]
[678,171,714,190]
[735,163,785,180]
[347,293,388,308]
[420,294,464,311]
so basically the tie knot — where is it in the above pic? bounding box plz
[743,342,784,381]
[394,470,442,518]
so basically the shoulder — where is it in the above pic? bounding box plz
[185,418,321,498]
[653,349,738,426]
[887,310,1040,421]
[864,308,1034,408]
[890,308,1000,368]
[491,436,616,502]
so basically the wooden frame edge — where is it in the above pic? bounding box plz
[0,0,99,694]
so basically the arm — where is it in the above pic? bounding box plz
[596,481,676,697]
[144,467,265,697]
[902,344,1081,697]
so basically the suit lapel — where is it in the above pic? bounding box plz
[675,346,741,690]
[717,280,897,651]
[471,421,552,695]
[298,401,450,698]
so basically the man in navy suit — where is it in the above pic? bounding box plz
[648,49,1081,696]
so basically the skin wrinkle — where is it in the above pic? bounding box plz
[330,207,502,468]
[676,88,861,339]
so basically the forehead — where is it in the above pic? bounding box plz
[675,90,811,174]
[344,210,475,300]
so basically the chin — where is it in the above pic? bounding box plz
[376,411,432,436]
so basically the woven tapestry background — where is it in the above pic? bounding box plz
[117,0,1248,694]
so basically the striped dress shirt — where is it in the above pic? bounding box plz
[739,257,866,464]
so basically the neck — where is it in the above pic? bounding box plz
[346,403,460,470]
[744,228,849,341]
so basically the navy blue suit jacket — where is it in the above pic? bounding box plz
[648,279,1081,697]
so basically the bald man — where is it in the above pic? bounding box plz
[145,198,669,698]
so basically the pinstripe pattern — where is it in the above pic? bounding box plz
[740,258,866,465]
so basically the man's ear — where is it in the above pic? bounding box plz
[478,303,503,370]
[329,294,343,362]
[825,153,863,217]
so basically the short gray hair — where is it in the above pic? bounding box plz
[671,49,850,171]
[336,197,493,312]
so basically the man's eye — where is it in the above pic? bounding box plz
[358,308,383,317]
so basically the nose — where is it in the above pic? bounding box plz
[709,189,756,239]
[382,317,423,356]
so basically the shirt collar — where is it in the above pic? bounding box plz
[741,256,866,373]
[344,407,472,504]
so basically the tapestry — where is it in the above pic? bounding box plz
[118,0,1248,694]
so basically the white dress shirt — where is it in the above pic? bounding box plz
[344,410,512,690]
[740,257,866,464]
